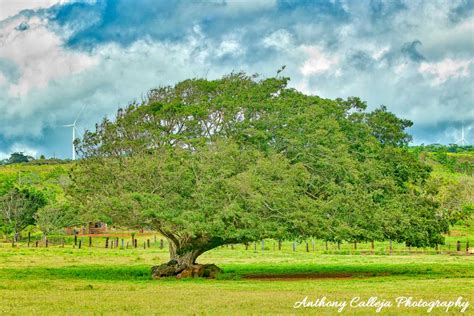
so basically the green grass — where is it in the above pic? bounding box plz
[1,157,472,315]
[0,245,472,315]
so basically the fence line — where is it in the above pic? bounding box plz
[1,235,472,256]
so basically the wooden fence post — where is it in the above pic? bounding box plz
[35,240,38,247]
[134,239,138,248]
[89,236,92,247]
[105,237,109,249]
[147,239,150,248]
[466,241,470,254]
[457,241,461,252]
[389,239,393,255]
[45,238,48,248]
[371,240,375,255]
[325,240,328,251]
[28,232,31,247]
[278,240,282,251]
[121,239,124,249]
[292,241,296,252]
[305,241,309,252]
[74,234,78,247]
[160,239,164,249]
[78,240,82,249]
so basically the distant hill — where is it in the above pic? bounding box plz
[1,152,70,166]
[0,162,73,196]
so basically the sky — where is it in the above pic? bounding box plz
[0,0,473,159]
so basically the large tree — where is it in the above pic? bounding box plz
[0,187,47,241]
[70,73,448,277]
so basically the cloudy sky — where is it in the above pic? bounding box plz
[0,0,473,159]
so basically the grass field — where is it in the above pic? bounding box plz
[1,156,472,315]
[0,244,472,315]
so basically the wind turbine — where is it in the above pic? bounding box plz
[63,105,86,160]
[456,123,467,146]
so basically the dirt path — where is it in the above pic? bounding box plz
[243,272,390,281]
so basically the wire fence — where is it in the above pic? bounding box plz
[1,234,472,256]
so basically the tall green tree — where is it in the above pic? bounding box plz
[71,73,447,277]
[0,187,47,241]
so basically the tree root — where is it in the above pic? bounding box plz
[151,261,222,279]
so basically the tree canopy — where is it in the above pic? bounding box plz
[0,187,47,239]
[0,152,34,165]
[70,73,448,275]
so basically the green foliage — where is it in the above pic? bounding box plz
[71,73,449,262]
[417,143,474,154]
[35,202,76,236]
[0,163,72,236]
[419,145,473,174]
[0,152,34,165]
[0,187,47,236]
[365,105,413,146]
[426,173,473,226]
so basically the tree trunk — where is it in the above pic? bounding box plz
[169,243,201,271]
[151,238,222,279]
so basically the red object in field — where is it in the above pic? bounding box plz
[88,222,108,234]
[65,222,108,235]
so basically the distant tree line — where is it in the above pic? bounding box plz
[411,145,473,175]
[0,152,66,166]
[415,144,473,153]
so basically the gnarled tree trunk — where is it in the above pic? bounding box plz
[151,236,222,279]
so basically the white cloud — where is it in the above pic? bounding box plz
[0,143,39,158]
[300,45,340,76]
[0,0,72,21]
[216,39,244,58]
[371,46,390,61]
[262,29,293,50]
[0,0,473,156]
[418,58,472,85]
[394,62,408,75]
[224,0,276,13]
[0,14,98,97]
[0,30,222,140]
